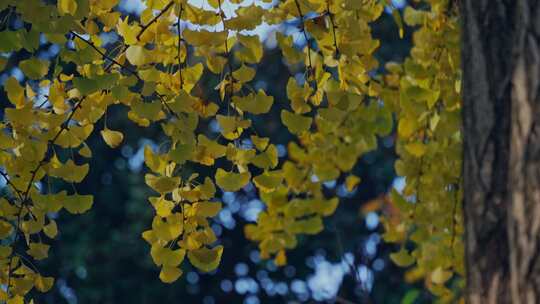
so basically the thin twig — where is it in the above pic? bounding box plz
[0,171,23,201]
[326,0,340,57]
[217,0,235,115]
[450,183,459,264]
[6,205,24,296]
[70,31,141,81]
[177,4,184,90]
[293,0,314,82]
[136,1,175,41]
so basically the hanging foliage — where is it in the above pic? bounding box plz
[0,0,462,302]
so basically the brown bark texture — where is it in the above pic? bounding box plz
[461,0,540,303]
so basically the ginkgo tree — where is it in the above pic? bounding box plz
[0,0,471,303]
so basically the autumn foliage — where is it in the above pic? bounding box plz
[0,0,462,302]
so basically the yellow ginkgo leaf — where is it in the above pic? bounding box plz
[5,77,25,108]
[43,220,58,239]
[152,214,183,241]
[49,158,89,183]
[159,266,183,283]
[233,90,274,114]
[27,243,50,260]
[63,194,93,214]
[199,177,216,200]
[405,142,427,157]
[251,144,278,169]
[6,296,24,304]
[431,267,453,285]
[34,276,54,292]
[232,64,256,83]
[151,246,186,267]
[126,45,147,66]
[290,216,323,235]
[187,245,224,273]
[215,169,251,192]
[101,128,124,148]
[398,117,417,138]
[281,110,312,134]
[191,201,222,217]
[145,174,180,194]
[19,58,49,79]
[390,247,415,267]
[78,144,92,158]
[149,196,174,218]
[58,0,77,15]
[253,171,283,193]
[250,136,269,150]
[216,115,251,140]
[274,249,287,266]
[117,17,140,45]
[144,145,167,174]
[345,175,361,192]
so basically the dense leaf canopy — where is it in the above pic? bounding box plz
[0,0,461,302]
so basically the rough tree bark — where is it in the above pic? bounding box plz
[461,0,540,303]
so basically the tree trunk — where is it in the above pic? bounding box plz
[461,0,540,303]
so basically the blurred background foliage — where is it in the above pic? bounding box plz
[0,0,435,303]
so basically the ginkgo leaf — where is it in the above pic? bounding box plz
[79,144,92,158]
[0,246,11,259]
[215,169,251,192]
[43,221,58,239]
[236,34,263,63]
[405,142,427,157]
[49,159,89,183]
[232,65,256,83]
[0,222,13,239]
[274,249,287,266]
[34,276,54,292]
[159,266,183,283]
[126,45,147,66]
[73,74,119,95]
[149,196,174,218]
[276,32,303,64]
[431,267,453,285]
[345,175,361,192]
[27,243,50,260]
[63,194,93,214]
[398,117,417,138]
[251,136,269,150]
[151,246,186,267]
[390,248,415,267]
[290,216,324,235]
[216,115,250,140]
[281,110,312,134]
[233,90,273,114]
[101,128,124,148]
[117,17,140,45]
[144,145,167,174]
[187,245,224,273]
[192,201,222,217]
[253,171,283,193]
[145,174,180,194]
[19,58,49,79]
[251,144,279,169]
[6,296,24,304]
[152,214,183,241]
[199,177,216,199]
[58,0,77,15]
[4,77,24,108]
